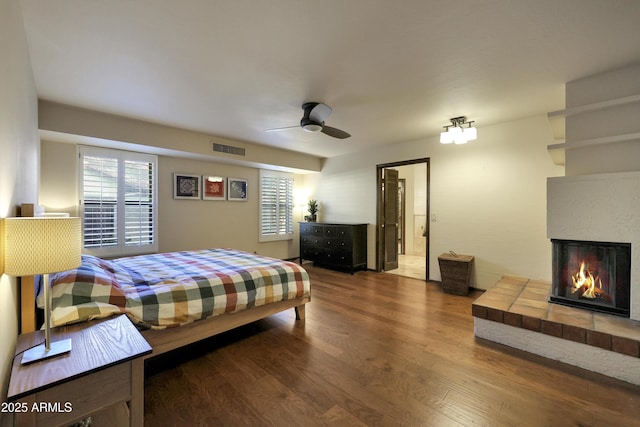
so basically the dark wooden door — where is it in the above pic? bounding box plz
[383,168,399,271]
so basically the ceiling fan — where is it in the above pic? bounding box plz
[266,102,351,139]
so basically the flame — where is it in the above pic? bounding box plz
[571,261,602,299]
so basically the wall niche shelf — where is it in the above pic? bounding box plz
[547,93,640,118]
[547,93,640,165]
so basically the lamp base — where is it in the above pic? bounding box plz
[21,338,72,365]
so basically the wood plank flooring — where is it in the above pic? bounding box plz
[144,266,640,426]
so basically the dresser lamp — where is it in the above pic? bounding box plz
[3,217,81,364]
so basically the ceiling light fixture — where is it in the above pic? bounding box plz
[440,116,477,144]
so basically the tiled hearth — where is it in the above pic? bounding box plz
[472,276,640,358]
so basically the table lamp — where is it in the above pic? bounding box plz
[3,217,81,364]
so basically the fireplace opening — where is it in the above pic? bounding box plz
[550,239,631,317]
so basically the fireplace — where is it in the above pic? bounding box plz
[550,239,631,317]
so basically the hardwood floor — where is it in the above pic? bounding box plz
[144,266,640,426]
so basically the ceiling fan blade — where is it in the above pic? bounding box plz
[308,103,332,123]
[264,125,299,132]
[321,125,351,139]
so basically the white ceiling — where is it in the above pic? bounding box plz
[20,0,640,158]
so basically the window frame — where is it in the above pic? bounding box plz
[78,145,158,257]
[259,169,294,242]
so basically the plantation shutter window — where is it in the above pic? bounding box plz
[79,146,158,257]
[82,155,118,249]
[124,159,155,247]
[259,170,294,242]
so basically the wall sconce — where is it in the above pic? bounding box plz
[3,217,81,364]
[440,116,477,144]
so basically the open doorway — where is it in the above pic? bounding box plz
[376,158,430,280]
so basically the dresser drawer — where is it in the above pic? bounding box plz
[324,238,351,252]
[301,234,323,247]
[301,246,323,260]
[323,226,353,238]
[324,251,350,266]
[300,223,323,235]
[300,222,313,235]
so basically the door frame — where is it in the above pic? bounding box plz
[375,158,430,279]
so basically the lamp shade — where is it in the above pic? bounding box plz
[448,126,462,138]
[440,131,453,144]
[3,217,81,276]
[464,126,477,141]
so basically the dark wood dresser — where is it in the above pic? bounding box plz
[299,222,367,274]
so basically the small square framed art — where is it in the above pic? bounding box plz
[228,178,248,201]
[173,173,201,199]
[202,176,227,200]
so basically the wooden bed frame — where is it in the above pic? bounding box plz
[21,283,308,356]
[140,297,308,358]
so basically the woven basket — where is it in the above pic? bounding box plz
[438,253,474,295]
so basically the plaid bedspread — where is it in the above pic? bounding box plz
[48,249,311,329]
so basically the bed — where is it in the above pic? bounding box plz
[41,248,311,356]
[21,248,310,426]
[43,249,309,330]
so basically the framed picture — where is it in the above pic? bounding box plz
[228,178,248,201]
[173,173,201,199]
[202,175,226,200]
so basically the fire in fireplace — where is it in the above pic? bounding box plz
[550,239,631,317]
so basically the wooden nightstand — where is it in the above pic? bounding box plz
[7,315,151,427]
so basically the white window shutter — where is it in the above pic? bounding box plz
[259,170,294,242]
[79,146,157,256]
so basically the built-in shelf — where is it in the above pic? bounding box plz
[548,93,640,118]
[548,132,640,165]
[547,94,640,165]
[548,131,640,151]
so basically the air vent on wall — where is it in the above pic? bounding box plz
[212,142,246,156]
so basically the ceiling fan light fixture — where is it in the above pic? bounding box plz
[302,123,323,132]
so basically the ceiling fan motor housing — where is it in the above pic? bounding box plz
[301,102,324,132]
[300,117,323,132]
